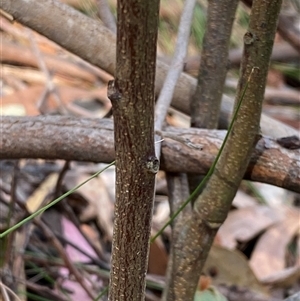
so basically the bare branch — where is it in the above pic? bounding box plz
[242,0,300,53]
[95,0,116,34]
[26,29,68,114]
[0,0,116,74]
[184,43,300,72]
[0,40,111,83]
[162,173,191,301]
[35,220,96,299]
[190,0,239,129]
[107,0,160,299]
[154,0,196,133]
[170,0,283,297]
[155,0,196,160]
[187,0,239,215]
[1,116,299,193]
[0,0,297,139]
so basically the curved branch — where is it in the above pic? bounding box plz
[1,116,299,193]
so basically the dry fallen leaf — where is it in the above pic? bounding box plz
[250,206,300,281]
[26,173,59,213]
[203,245,268,295]
[65,171,114,241]
[217,205,282,249]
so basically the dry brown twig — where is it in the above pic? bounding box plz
[26,29,68,114]
[34,219,96,300]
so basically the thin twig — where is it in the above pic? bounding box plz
[25,280,69,301]
[154,4,202,298]
[0,162,115,238]
[54,161,70,198]
[35,219,96,300]
[4,161,19,266]
[55,162,110,260]
[0,281,10,301]
[154,0,196,157]
[27,29,68,114]
[0,9,13,21]
[0,281,22,301]
[61,200,109,264]
[47,228,110,270]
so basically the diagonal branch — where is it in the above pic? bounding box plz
[154,0,196,135]
[1,0,296,140]
[161,0,283,298]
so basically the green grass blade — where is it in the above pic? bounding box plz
[151,68,256,243]
[0,161,115,238]
[94,286,109,301]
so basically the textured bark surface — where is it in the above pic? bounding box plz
[0,0,296,138]
[162,173,192,301]
[1,116,299,193]
[107,0,159,300]
[167,2,235,298]
[0,0,116,74]
[242,0,300,53]
[187,0,238,210]
[163,0,283,299]
[190,0,239,129]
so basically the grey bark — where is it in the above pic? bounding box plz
[162,0,283,299]
[0,0,295,139]
[1,116,299,193]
